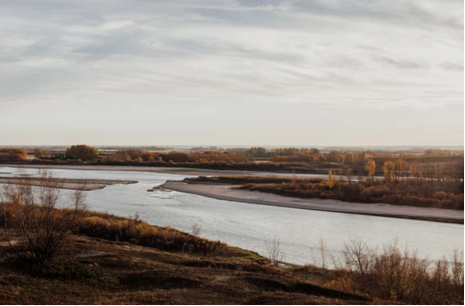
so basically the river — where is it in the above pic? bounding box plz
[0,166,463,265]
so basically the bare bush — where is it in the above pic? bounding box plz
[266,235,285,267]
[329,238,465,304]
[0,168,87,262]
[310,237,329,269]
[190,223,202,237]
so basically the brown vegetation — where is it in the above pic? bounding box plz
[0,168,87,262]
[194,159,464,209]
[247,147,320,157]
[240,178,464,209]
[0,167,461,304]
[0,232,368,304]
[76,213,226,256]
[104,149,251,164]
[0,148,27,162]
[33,148,43,159]
[300,239,464,305]
[270,154,318,163]
[2,145,463,178]
[65,145,99,161]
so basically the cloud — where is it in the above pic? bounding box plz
[0,0,462,145]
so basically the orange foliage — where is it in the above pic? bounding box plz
[270,154,317,164]
[0,148,27,161]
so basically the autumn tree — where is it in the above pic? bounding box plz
[326,151,341,163]
[65,145,99,161]
[344,167,353,184]
[327,170,335,188]
[34,148,43,159]
[365,159,376,181]
[0,148,27,161]
[247,147,267,157]
[383,161,396,183]
[394,159,408,183]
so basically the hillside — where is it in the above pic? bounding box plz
[0,234,367,304]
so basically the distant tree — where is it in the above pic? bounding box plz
[383,161,396,183]
[247,147,267,157]
[365,159,376,181]
[327,170,335,189]
[338,153,347,165]
[34,148,43,159]
[115,149,129,161]
[394,159,408,183]
[344,167,353,184]
[65,145,99,161]
[326,151,340,163]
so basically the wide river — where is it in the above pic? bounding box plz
[1,167,463,265]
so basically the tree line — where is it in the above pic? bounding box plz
[0,148,27,161]
[247,147,320,157]
[237,157,464,210]
[103,149,251,164]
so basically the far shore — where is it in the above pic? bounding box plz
[0,164,347,179]
[3,164,461,224]
[0,164,378,180]
[162,181,464,224]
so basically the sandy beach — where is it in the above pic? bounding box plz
[163,181,464,224]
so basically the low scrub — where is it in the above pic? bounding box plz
[329,239,464,304]
[240,178,464,210]
[76,213,224,255]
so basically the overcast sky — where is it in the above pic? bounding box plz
[0,0,463,146]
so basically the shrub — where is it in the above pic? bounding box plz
[336,238,464,304]
[434,191,447,200]
[0,168,87,262]
[76,215,224,255]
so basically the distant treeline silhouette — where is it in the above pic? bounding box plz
[1,145,463,177]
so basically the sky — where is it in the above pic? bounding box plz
[0,0,463,146]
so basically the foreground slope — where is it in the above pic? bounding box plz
[0,235,367,304]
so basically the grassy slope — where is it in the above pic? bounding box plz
[0,235,368,305]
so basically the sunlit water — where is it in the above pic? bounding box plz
[1,167,463,265]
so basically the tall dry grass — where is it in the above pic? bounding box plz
[76,214,224,255]
[327,238,464,304]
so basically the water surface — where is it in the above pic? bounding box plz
[1,167,463,265]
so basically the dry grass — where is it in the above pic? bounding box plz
[293,239,464,305]
[0,234,368,305]
[239,178,464,209]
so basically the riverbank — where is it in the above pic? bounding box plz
[162,181,464,224]
[0,177,138,191]
[0,209,367,304]
[0,164,344,179]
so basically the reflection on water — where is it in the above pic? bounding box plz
[0,167,463,265]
